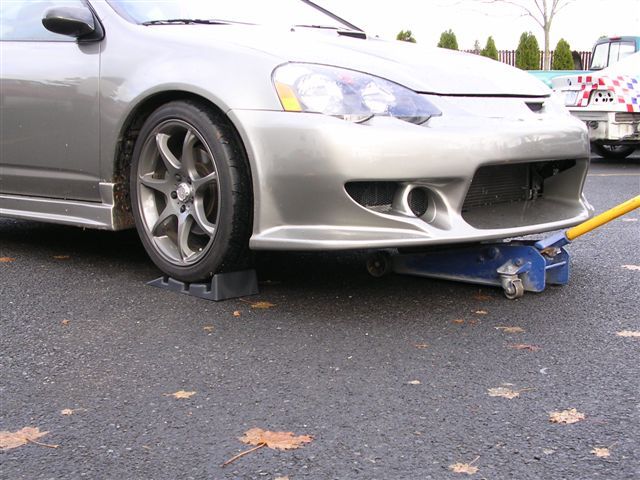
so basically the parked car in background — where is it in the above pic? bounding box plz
[530,36,640,88]
[552,53,640,159]
[0,0,593,282]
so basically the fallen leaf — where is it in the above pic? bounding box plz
[591,447,610,458]
[61,319,71,326]
[473,293,492,301]
[508,343,541,352]
[474,310,488,315]
[0,427,58,450]
[240,428,313,450]
[222,428,313,467]
[407,380,422,385]
[449,458,479,475]
[542,448,555,455]
[496,326,525,334]
[621,265,640,271]
[165,390,196,399]
[616,330,640,338]
[549,408,585,425]
[53,255,70,260]
[203,325,215,332]
[452,319,465,325]
[487,387,520,399]
[251,301,275,309]
[414,343,429,349]
[0,257,15,263]
[274,477,290,480]
[60,409,74,416]
[233,311,242,317]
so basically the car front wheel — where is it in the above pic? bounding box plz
[130,100,252,283]
[591,143,636,160]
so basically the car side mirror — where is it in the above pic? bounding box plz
[42,6,103,41]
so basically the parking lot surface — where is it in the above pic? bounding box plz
[1,154,639,480]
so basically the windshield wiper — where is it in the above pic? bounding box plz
[292,24,367,39]
[142,18,231,26]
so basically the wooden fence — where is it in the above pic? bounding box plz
[462,49,593,70]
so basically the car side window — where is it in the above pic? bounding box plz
[0,0,87,42]
[618,42,636,61]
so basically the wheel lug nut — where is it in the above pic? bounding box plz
[180,205,186,213]
[171,191,178,199]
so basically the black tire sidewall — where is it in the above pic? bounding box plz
[591,142,635,160]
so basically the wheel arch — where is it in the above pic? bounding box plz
[112,90,254,228]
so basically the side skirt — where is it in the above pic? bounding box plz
[0,183,133,231]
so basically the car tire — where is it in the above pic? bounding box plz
[591,143,636,160]
[130,100,252,283]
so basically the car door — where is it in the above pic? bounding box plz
[0,0,101,201]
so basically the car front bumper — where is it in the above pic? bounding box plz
[572,110,640,143]
[230,109,593,251]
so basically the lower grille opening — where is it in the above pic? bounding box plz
[462,160,575,212]
[462,160,578,228]
[345,181,398,213]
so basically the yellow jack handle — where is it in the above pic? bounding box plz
[566,195,640,241]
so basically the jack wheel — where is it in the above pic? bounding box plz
[366,252,392,278]
[503,278,524,300]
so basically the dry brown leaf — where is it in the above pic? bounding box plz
[0,427,57,450]
[508,343,541,352]
[274,477,290,480]
[449,460,479,475]
[616,330,640,338]
[452,319,465,325]
[414,343,429,349]
[496,326,525,334]
[240,428,313,450]
[621,265,640,271]
[203,325,215,332]
[60,409,74,416]
[165,390,196,399]
[0,257,15,263]
[53,255,70,260]
[591,447,610,458]
[61,319,71,326]
[549,408,585,424]
[250,301,275,309]
[487,387,520,399]
[233,311,242,317]
[474,310,488,315]
[407,380,422,385]
[222,428,313,467]
[473,293,492,301]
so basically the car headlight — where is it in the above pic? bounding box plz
[273,63,442,124]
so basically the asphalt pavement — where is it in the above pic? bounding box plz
[1,153,639,480]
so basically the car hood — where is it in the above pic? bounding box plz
[152,25,550,97]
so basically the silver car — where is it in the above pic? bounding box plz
[0,0,592,282]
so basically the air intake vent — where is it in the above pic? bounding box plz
[345,182,398,213]
[526,102,544,113]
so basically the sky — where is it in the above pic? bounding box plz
[314,0,640,51]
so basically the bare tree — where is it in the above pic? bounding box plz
[474,0,574,70]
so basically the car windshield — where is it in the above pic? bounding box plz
[106,0,358,30]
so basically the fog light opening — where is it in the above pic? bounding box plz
[407,187,428,217]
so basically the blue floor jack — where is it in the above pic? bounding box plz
[366,195,640,299]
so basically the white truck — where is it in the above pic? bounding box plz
[552,53,639,159]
